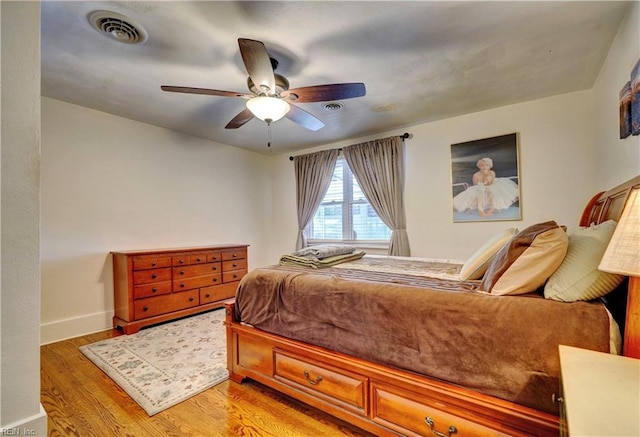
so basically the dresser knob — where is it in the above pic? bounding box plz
[212,266,217,271]
[197,257,202,262]
[232,254,237,258]
[151,262,156,267]
[143,306,149,312]
[189,297,194,302]
[232,263,238,268]
[152,288,157,293]
[180,283,185,288]
[205,294,211,298]
[233,274,238,279]
[180,271,185,275]
[179,259,185,264]
[213,278,218,282]
[151,274,157,279]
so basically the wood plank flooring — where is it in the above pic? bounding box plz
[41,328,375,437]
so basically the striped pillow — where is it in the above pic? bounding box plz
[544,220,625,302]
[480,221,568,295]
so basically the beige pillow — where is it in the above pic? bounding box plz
[480,221,569,295]
[544,220,625,302]
[460,228,519,280]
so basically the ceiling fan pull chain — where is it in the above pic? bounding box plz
[267,120,272,148]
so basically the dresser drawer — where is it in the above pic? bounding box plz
[222,258,247,272]
[132,267,171,285]
[133,290,199,319]
[189,253,208,264]
[222,248,246,261]
[133,256,171,270]
[274,351,367,414]
[200,284,236,304]
[207,251,222,262]
[372,383,511,437]
[133,281,172,299]
[174,274,222,291]
[173,262,221,278]
[223,270,247,283]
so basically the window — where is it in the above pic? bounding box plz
[307,157,391,242]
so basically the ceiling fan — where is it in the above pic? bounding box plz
[161,38,366,131]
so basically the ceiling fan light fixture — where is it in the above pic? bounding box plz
[246,96,290,122]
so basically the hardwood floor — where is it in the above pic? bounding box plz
[41,328,375,437]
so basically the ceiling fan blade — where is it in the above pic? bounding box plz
[285,105,325,131]
[161,86,252,99]
[238,38,276,95]
[283,83,366,103]
[225,108,255,129]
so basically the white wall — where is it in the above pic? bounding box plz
[40,98,272,344]
[593,1,640,189]
[1,1,48,434]
[268,90,598,262]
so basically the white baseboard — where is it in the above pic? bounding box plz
[1,404,48,436]
[41,310,114,345]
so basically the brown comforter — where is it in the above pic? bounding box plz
[235,262,615,414]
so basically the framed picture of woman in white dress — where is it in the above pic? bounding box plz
[451,133,521,222]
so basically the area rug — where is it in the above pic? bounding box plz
[79,309,228,416]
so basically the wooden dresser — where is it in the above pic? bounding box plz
[112,244,248,334]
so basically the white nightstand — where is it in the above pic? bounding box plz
[559,345,640,437]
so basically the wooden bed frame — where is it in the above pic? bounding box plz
[225,175,640,437]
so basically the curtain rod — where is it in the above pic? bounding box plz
[288,132,411,161]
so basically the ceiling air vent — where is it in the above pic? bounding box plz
[323,102,344,112]
[88,11,147,44]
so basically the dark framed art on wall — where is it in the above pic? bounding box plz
[451,133,521,223]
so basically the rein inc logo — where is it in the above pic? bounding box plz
[0,429,35,436]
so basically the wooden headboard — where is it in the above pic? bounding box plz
[580,175,640,227]
[579,175,640,358]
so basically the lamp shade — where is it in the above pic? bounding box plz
[246,96,290,122]
[599,189,640,276]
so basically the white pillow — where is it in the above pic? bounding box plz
[544,220,625,302]
[460,228,518,280]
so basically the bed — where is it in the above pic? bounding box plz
[224,175,639,437]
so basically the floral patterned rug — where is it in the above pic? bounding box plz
[79,309,228,416]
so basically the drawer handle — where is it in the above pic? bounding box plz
[189,297,194,302]
[152,287,157,293]
[232,254,237,258]
[205,293,211,298]
[552,393,564,404]
[303,370,323,386]
[212,266,217,271]
[143,306,149,312]
[425,417,457,437]
[151,262,156,267]
[180,283,185,288]
[233,274,238,279]
[213,278,218,283]
[232,263,238,268]
[179,259,185,264]
[180,271,185,275]
[151,274,157,279]
[196,257,202,262]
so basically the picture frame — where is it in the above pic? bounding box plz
[631,57,640,136]
[451,133,521,222]
[619,81,632,139]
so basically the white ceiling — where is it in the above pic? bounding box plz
[41,1,630,155]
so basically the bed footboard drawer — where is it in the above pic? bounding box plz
[372,383,514,437]
[274,350,367,415]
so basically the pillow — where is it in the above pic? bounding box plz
[479,221,569,295]
[460,228,519,280]
[544,220,625,302]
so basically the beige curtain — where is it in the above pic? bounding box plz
[343,136,411,256]
[293,149,340,250]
